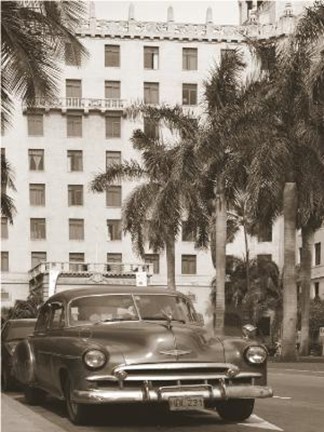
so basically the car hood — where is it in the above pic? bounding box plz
[81,320,225,364]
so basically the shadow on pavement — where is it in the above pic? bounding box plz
[13,394,225,427]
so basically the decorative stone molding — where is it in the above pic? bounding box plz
[77,19,295,42]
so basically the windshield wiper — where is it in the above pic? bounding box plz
[142,316,185,323]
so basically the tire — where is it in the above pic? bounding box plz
[216,399,255,422]
[1,367,13,392]
[64,376,88,425]
[24,386,46,405]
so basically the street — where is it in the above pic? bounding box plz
[2,363,324,432]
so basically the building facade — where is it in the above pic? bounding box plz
[1,1,323,318]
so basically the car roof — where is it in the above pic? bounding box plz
[46,286,187,303]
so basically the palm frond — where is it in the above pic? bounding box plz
[90,160,146,192]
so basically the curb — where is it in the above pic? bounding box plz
[1,393,64,432]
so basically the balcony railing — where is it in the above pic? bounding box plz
[22,97,126,113]
[29,261,153,280]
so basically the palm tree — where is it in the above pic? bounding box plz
[1,0,88,128]
[293,0,324,356]
[199,50,272,334]
[1,153,17,224]
[1,0,88,222]
[245,2,324,359]
[91,104,208,291]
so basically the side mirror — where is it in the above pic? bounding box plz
[197,313,205,326]
[242,324,257,339]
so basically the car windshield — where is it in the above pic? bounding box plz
[134,295,197,323]
[5,322,35,340]
[69,295,139,326]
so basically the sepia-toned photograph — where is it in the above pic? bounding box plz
[1,1,324,431]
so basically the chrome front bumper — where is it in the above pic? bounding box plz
[72,384,273,404]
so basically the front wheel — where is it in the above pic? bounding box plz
[216,399,254,422]
[64,377,88,425]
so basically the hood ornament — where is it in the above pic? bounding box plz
[159,349,192,357]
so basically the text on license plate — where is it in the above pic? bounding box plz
[169,396,204,411]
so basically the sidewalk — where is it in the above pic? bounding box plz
[268,356,324,372]
[1,393,64,432]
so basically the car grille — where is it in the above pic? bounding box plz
[92,363,261,389]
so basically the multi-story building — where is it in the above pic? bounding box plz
[1,1,323,320]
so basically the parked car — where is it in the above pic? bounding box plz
[1,318,37,390]
[13,286,272,425]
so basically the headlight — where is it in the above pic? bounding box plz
[83,349,107,370]
[245,345,267,364]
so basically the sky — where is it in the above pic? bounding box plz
[93,0,240,25]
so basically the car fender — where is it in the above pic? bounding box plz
[12,338,36,385]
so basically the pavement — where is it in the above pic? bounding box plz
[1,392,64,432]
[2,357,324,432]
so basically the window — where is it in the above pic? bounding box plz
[66,79,82,98]
[257,224,272,242]
[182,221,196,242]
[1,252,9,272]
[144,254,160,274]
[106,253,122,272]
[182,255,197,274]
[67,115,82,137]
[183,48,197,70]
[105,115,121,138]
[28,149,44,171]
[50,303,65,329]
[65,43,81,66]
[144,82,159,104]
[315,242,321,265]
[107,220,122,240]
[259,45,276,72]
[314,282,320,299]
[27,114,43,136]
[220,48,235,62]
[144,118,159,139]
[106,151,121,168]
[106,186,121,207]
[107,253,122,263]
[226,255,234,273]
[69,253,87,271]
[1,217,8,239]
[29,184,45,206]
[182,83,197,105]
[105,44,120,67]
[67,150,83,171]
[69,219,84,240]
[257,254,272,266]
[144,46,159,69]
[35,304,51,333]
[31,252,47,268]
[68,185,83,206]
[30,218,46,240]
[105,81,120,99]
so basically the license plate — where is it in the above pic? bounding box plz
[169,396,204,411]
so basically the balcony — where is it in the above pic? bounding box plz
[29,261,153,280]
[22,97,127,114]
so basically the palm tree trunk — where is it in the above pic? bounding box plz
[166,234,176,291]
[243,224,250,293]
[281,182,298,361]
[214,180,227,335]
[299,225,314,356]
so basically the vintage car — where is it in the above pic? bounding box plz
[13,286,272,425]
[1,318,37,391]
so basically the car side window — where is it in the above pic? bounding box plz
[35,305,52,333]
[49,303,65,330]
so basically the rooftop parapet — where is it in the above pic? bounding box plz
[76,18,295,42]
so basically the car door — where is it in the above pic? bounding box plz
[46,302,66,397]
[32,304,53,390]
